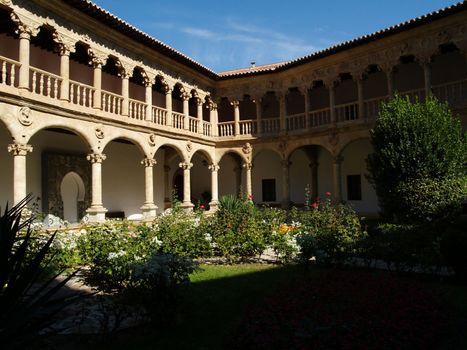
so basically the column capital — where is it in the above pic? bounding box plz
[230,99,240,108]
[163,82,173,94]
[11,13,40,39]
[208,163,220,172]
[87,153,106,163]
[322,76,337,88]
[196,96,204,106]
[333,155,344,164]
[208,101,218,111]
[181,91,191,101]
[53,33,77,55]
[141,158,157,167]
[8,143,33,156]
[117,60,135,79]
[281,160,291,168]
[179,161,193,170]
[88,49,108,68]
[242,162,253,170]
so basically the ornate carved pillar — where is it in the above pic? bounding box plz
[420,57,432,97]
[309,160,319,199]
[254,95,262,136]
[144,76,153,122]
[164,165,171,209]
[328,82,336,124]
[356,74,365,122]
[86,153,107,222]
[302,86,311,129]
[58,46,72,101]
[281,159,291,209]
[179,161,193,211]
[164,84,173,127]
[197,97,204,134]
[209,101,218,136]
[182,91,190,130]
[279,92,286,133]
[232,99,240,136]
[141,158,157,219]
[90,53,106,110]
[208,163,220,211]
[121,71,130,116]
[243,162,253,199]
[8,143,33,205]
[15,23,38,90]
[332,155,344,203]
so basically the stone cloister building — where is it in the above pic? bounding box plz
[0,0,466,222]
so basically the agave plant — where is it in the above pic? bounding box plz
[0,195,80,346]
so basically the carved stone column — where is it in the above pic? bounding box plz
[197,97,204,134]
[140,158,157,219]
[164,84,173,127]
[209,101,218,136]
[254,96,262,136]
[421,57,432,97]
[164,165,171,209]
[328,82,336,124]
[232,99,240,136]
[121,72,130,116]
[182,91,190,130]
[179,161,193,211]
[90,53,106,110]
[243,162,253,199]
[144,77,153,122]
[332,155,344,203]
[302,86,311,129]
[281,159,291,209]
[8,143,33,205]
[381,63,395,99]
[86,153,107,222]
[309,160,319,199]
[279,92,286,133]
[356,74,365,122]
[208,163,220,211]
[59,46,71,101]
[15,24,38,90]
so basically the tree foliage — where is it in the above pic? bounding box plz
[367,95,467,222]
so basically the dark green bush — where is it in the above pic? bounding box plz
[367,95,467,223]
[440,217,467,280]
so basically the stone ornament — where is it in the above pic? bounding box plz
[208,163,220,172]
[242,142,252,155]
[141,158,156,167]
[179,162,193,170]
[186,140,193,153]
[242,162,253,170]
[94,125,104,139]
[17,106,33,126]
[148,133,156,146]
[86,153,106,163]
[328,130,339,147]
[277,138,287,154]
[8,143,33,156]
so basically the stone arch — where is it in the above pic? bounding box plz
[101,135,147,157]
[26,123,94,151]
[337,136,372,156]
[285,139,332,161]
[190,149,212,207]
[188,147,214,164]
[154,142,185,162]
[216,148,248,164]
[60,171,86,223]
[218,151,244,197]
[252,145,282,163]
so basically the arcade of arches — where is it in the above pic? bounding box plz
[0,0,466,222]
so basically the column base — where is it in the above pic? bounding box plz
[208,200,219,212]
[180,201,194,212]
[85,206,107,223]
[141,203,158,220]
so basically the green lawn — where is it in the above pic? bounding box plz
[39,264,467,350]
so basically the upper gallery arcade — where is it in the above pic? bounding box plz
[0,0,466,222]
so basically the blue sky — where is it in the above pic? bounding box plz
[91,0,459,72]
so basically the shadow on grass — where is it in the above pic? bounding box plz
[34,264,467,350]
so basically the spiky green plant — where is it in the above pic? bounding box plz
[0,195,80,346]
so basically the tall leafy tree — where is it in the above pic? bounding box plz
[367,95,467,223]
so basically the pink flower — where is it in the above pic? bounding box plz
[248,194,253,200]
[310,202,318,209]
[200,204,205,209]
[325,191,332,197]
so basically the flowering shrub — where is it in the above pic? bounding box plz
[294,195,367,265]
[232,270,446,349]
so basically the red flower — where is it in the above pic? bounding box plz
[248,194,253,200]
[325,191,332,197]
[310,202,318,209]
[200,204,205,209]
